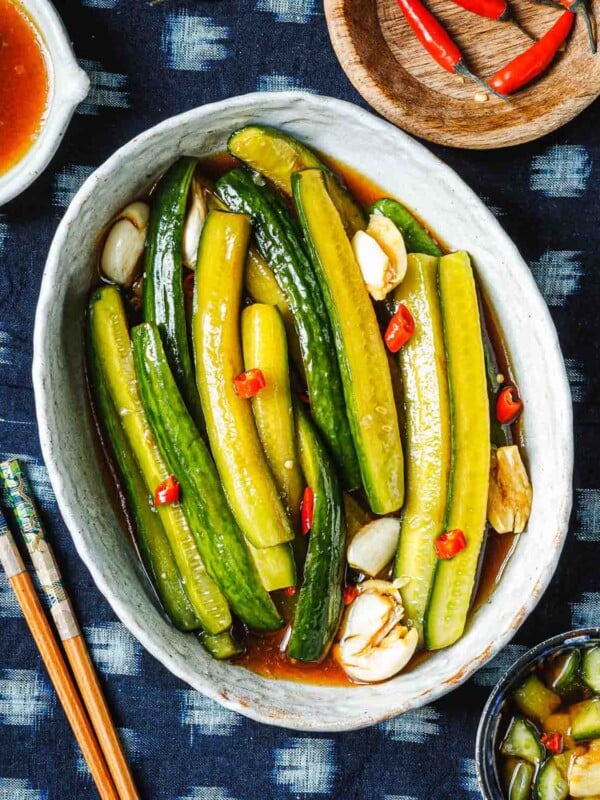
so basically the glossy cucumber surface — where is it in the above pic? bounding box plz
[87,322,199,632]
[288,406,346,662]
[393,253,451,641]
[133,321,283,632]
[89,287,231,634]
[227,124,365,235]
[293,168,404,514]
[369,198,442,257]
[424,251,490,650]
[143,157,203,426]
[215,168,360,489]
[193,210,293,549]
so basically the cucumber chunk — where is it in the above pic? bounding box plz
[583,647,600,694]
[293,168,405,515]
[501,716,545,765]
[423,251,490,650]
[548,649,581,692]
[369,198,442,257]
[573,699,600,741]
[227,124,366,236]
[514,675,561,722]
[392,253,450,641]
[502,758,536,800]
[535,757,569,800]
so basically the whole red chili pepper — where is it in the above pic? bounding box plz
[385,304,415,353]
[395,0,493,88]
[532,0,595,52]
[541,732,563,754]
[435,529,467,560]
[448,0,531,36]
[233,368,266,399]
[489,11,575,95]
[301,486,315,535]
[154,475,180,507]
[496,385,523,425]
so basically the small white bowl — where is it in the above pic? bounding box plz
[33,92,573,731]
[0,0,89,206]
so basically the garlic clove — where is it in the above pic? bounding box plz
[366,214,407,283]
[334,578,417,683]
[347,517,401,577]
[100,201,149,288]
[182,175,208,270]
[487,445,533,534]
[351,215,407,301]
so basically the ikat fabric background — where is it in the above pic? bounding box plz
[1,1,599,797]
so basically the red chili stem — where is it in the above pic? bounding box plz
[531,0,595,51]
[489,10,575,95]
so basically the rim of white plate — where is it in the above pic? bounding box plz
[32,92,573,731]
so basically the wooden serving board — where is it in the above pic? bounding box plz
[324,0,600,148]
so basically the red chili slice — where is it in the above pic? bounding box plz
[384,304,415,353]
[496,385,523,425]
[344,586,358,605]
[541,732,563,755]
[283,586,297,597]
[435,529,467,560]
[301,486,314,535]
[233,368,266,399]
[154,475,180,507]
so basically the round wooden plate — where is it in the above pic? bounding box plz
[324,0,600,148]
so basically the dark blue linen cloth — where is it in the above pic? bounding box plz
[0,1,598,797]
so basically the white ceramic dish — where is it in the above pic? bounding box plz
[0,0,89,206]
[33,92,573,731]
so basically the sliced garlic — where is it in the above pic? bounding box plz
[100,201,149,288]
[347,517,400,577]
[487,445,533,534]
[333,578,418,683]
[351,214,407,301]
[569,741,600,797]
[182,174,209,270]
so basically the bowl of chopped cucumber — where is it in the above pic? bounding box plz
[32,92,573,730]
[477,628,600,800]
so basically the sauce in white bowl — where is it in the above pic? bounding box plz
[0,0,88,206]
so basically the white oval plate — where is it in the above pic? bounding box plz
[32,92,573,731]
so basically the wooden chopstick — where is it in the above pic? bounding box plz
[0,507,119,800]
[0,459,140,800]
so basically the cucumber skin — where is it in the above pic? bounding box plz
[424,252,490,651]
[369,198,442,257]
[583,647,600,693]
[292,168,404,514]
[227,125,365,236]
[89,286,232,635]
[393,254,450,642]
[288,406,345,662]
[87,322,199,632]
[132,322,283,632]
[215,168,360,490]
[143,157,204,427]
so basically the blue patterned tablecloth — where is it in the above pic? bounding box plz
[1,1,598,798]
